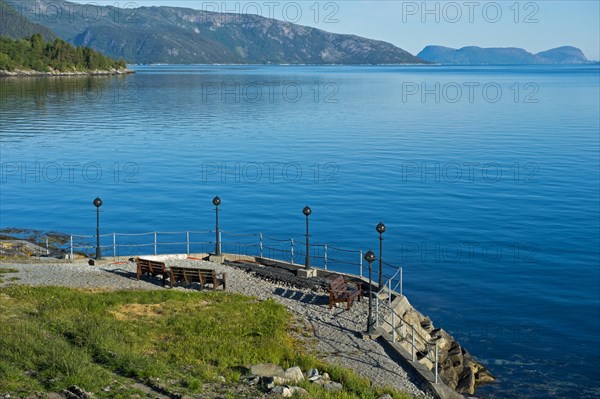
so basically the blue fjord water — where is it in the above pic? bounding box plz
[1,65,599,398]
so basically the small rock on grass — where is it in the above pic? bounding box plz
[261,376,276,390]
[289,386,308,396]
[62,385,93,399]
[270,386,291,397]
[283,366,304,383]
[306,368,320,381]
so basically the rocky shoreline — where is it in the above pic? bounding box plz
[0,68,135,77]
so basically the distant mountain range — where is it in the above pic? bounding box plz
[1,0,593,66]
[418,45,591,65]
[1,0,425,65]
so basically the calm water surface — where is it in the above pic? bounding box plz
[1,65,599,398]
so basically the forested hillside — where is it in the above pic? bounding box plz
[0,34,127,72]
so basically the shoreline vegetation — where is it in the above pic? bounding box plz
[0,34,133,77]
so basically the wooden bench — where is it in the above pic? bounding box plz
[169,267,226,291]
[136,258,168,286]
[329,275,362,310]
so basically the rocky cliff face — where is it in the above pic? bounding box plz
[6,0,426,65]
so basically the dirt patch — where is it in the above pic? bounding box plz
[0,293,13,301]
[110,303,164,321]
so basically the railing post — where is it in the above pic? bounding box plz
[154,232,157,255]
[259,233,263,258]
[400,267,403,297]
[113,233,116,259]
[392,312,396,342]
[359,250,363,278]
[375,296,379,326]
[70,235,73,262]
[435,341,439,383]
[388,279,392,303]
[186,231,190,255]
[411,324,415,361]
[291,238,294,264]
[218,231,222,254]
[324,244,328,270]
[45,237,49,255]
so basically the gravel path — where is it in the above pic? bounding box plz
[0,258,432,398]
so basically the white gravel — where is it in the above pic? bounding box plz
[0,258,432,398]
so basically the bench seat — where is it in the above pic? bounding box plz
[329,274,362,310]
[169,266,226,291]
[136,258,168,286]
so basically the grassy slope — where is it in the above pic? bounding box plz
[0,286,413,399]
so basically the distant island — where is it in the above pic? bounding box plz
[1,0,426,65]
[418,45,592,65]
[0,34,133,76]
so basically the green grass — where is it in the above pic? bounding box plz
[0,287,413,398]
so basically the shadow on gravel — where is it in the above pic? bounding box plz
[102,267,167,289]
[273,287,329,305]
[377,336,432,392]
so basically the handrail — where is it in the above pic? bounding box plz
[220,231,260,237]
[261,235,292,242]
[377,299,438,366]
[61,229,404,284]
[28,228,422,373]
[327,246,362,254]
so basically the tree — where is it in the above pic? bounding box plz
[0,35,128,72]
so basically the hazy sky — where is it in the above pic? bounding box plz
[71,1,600,59]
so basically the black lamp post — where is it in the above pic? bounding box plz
[364,249,376,334]
[213,196,221,256]
[376,222,386,289]
[93,197,102,260]
[303,206,312,269]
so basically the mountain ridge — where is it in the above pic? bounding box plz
[0,0,55,41]
[418,45,591,65]
[3,0,427,65]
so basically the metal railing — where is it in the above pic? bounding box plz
[9,227,437,380]
[373,267,439,383]
[376,294,440,382]
[68,230,213,259]
[61,229,389,282]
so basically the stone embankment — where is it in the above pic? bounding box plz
[378,295,494,396]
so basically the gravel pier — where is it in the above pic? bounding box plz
[0,258,433,398]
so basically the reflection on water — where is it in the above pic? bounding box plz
[0,75,132,106]
[1,65,599,399]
